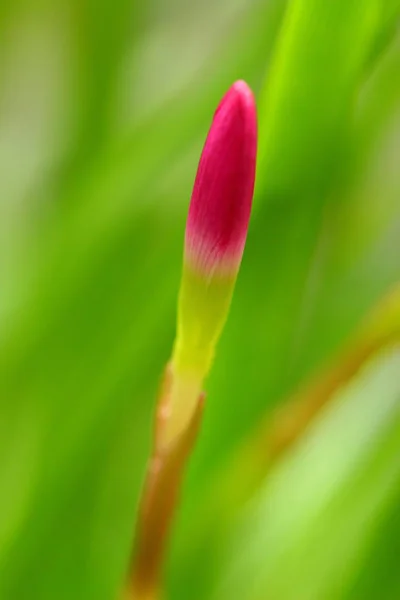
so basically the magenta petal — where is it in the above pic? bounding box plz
[185,80,258,277]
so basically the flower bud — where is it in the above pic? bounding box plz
[185,79,257,280]
[164,80,257,446]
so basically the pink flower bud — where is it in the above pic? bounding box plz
[185,80,257,278]
[164,82,257,445]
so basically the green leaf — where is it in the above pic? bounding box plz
[214,348,400,600]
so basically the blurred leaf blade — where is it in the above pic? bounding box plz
[257,0,384,196]
[214,347,400,600]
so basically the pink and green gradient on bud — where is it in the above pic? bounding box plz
[185,80,257,280]
[161,81,257,446]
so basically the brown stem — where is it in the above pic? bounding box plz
[125,366,205,599]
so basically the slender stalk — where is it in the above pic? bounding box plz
[123,80,256,597]
[125,366,204,599]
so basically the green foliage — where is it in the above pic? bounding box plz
[0,0,399,599]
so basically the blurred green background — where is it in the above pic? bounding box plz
[0,0,400,599]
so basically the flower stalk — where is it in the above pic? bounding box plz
[125,80,257,597]
[126,366,204,599]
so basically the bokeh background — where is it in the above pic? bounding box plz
[1,0,400,599]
